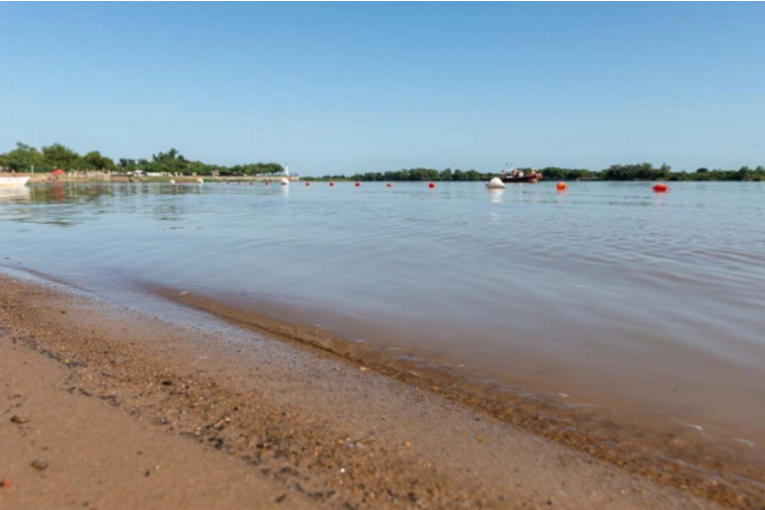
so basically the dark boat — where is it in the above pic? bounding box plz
[500,174,541,183]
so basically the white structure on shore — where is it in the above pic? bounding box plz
[281,163,299,184]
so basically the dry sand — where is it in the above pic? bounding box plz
[0,273,732,508]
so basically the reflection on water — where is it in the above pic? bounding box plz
[2,181,765,464]
[488,188,504,203]
[0,182,214,226]
[0,186,31,203]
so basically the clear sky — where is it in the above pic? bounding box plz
[1,2,764,175]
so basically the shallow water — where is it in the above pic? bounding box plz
[2,180,765,463]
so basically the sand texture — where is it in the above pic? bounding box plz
[0,273,732,508]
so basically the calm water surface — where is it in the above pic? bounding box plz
[2,181,765,457]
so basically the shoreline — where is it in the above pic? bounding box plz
[5,174,765,185]
[146,282,765,505]
[0,271,731,508]
[0,172,301,184]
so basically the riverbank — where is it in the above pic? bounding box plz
[0,272,720,509]
[0,173,300,184]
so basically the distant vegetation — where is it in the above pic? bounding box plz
[0,142,284,177]
[320,163,765,182]
[1,142,763,181]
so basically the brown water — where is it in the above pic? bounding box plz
[1,181,765,498]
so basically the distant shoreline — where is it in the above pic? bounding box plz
[2,140,764,182]
[4,171,765,185]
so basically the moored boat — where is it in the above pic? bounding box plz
[0,176,31,187]
[497,165,543,183]
[500,174,541,183]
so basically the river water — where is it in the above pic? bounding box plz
[2,180,764,481]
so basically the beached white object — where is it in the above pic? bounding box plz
[486,177,506,189]
[169,179,176,184]
[0,176,30,187]
[196,178,204,184]
[280,178,289,186]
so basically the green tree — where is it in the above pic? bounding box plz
[3,142,45,171]
[118,158,137,169]
[42,143,80,170]
[81,151,115,170]
[602,163,669,181]
[149,148,189,174]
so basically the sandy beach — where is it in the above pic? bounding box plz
[0,272,745,509]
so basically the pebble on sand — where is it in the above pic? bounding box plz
[31,459,49,471]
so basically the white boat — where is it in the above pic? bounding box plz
[0,176,31,187]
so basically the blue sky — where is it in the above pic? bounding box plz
[1,2,763,175]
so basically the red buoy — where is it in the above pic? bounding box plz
[428,182,436,189]
[305,181,310,186]
[386,183,392,188]
[653,183,669,193]
[354,182,361,187]
[249,181,253,185]
[265,181,270,186]
[556,182,568,191]
[237,181,241,185]
[227,180,230,185]
[329,182,335,187]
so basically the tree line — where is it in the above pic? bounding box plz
[341,163,765,182]
[2,142,763,181]
[0,142,284,176]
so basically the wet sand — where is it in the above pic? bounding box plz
[148,284,765,507]
[0,272,744,508]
